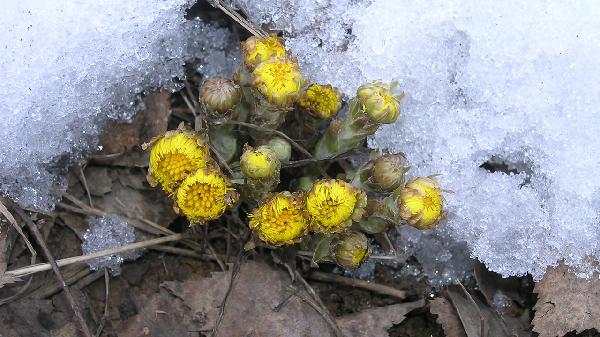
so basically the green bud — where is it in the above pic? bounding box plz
[200,77,241,115]
[369,153,408,192]
[266,137,292,162]
[334,231,370,269]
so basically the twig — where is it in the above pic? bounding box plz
[93,269,110,337]
[6,233,186,277]
[295,271,344,337]
[207,0,267,39]
[215,120,313,158]
[209,230,251,337]
[282,150,362,168]
[210,146,234,176]
[12,206,93,337]
[308,271,406,300]
[78,165,94,208]
[291,288,344,337]
[150,245,221,262]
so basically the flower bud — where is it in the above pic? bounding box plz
[369,153,408,192]
[398,176,447,230]
[298,83,343,119]
[266,137,292,162]
[200,77,241,115]
[356,81,402,124]
[334,231,369,269]
[241,35,286,69]
[240,145,281,180]
[252,57,303,108]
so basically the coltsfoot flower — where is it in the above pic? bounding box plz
[398,176,447,230]
[298,83,343,119]
[305,179,367,233]
[241,35,287,69]
[145,126,210,193]
[334,231,370,269]
[200,77,241,115]
[240,145,281,180]
[252,57,303,108]
[369,153,408,192]
[248,192,309,245]
[356,81,402,124]
[175,169,238,224]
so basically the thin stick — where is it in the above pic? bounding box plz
[207,0,267,39]
[6,233,186,277]
[12,207,93,337]
[291,288,344,337]
[308,271,406,300]
[94,269,110,337]
[78,166,94,208]
[295,272,343,337]
[215,120,313,158]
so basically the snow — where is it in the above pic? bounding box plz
[242,0,600,280]
[81,215,140,275]
[0,0,237,211]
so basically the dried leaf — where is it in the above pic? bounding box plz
[0,298,75,336]
[430,297,467,337]
[336,299,424,337]
[446,285,509,337]
[533,264,600,337]
[0,205,22,288]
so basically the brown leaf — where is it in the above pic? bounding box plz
[162,259,333,337]
[99,91,171,155]
[430,297,467,337]
[446,285,510,337]
[336,299,424,337]
[533,264,600,337]
[0,205,22,288]
[0,298,76,337]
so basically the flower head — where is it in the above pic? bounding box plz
[305,179,366,233]
[242,35,287,69]
[369,153,408,192]
[175,169,238,224]
[252,57,303,108]
[334,231,370,269]
[249,192,309,245]
[146,127,210,193]
[398,176,447,230]
[200,77,241,115]
[240,145,281,180]
[356,81,402,124]
[298,83,343,119]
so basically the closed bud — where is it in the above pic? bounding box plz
[334,231,370,269]
[369,153,408,192]
[240,145,281,180]
[266,137,292,162]
[200,77,241,115]
[356,81,402,124]
[398,176,447,230]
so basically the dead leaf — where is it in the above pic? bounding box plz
[162,259,333,337]
[336,299,424,337]
[446,285,510,337]
[533,264,600,337]
[84,166,112,196]
[474,261,528,307]
[430,297,467,337]
[0,208,22,288]
[0,298,76,337]
[99,91,171,155]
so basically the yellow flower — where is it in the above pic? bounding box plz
[249,192,309,245]
[398,176,447,230]
[334,231,370,269]
[252,57,303,108]
[298,83,343,119]
[356,81,402,124]
[241,35,287,69]
[240,145,280,180]
[146,127,210,193]
[175,169,238,224]
[305,179,366,233]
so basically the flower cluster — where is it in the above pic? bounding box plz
[143,34,448,271]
